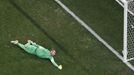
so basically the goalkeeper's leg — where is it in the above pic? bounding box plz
[11,40,36,54]
[11,40,32,53]
[11,40,27,50]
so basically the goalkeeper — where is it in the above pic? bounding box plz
[11,40,62,70]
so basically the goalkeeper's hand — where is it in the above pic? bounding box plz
[58,65,62,70]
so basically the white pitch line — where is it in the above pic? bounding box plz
[54,0,134,71]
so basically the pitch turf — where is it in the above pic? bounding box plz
[0,0,134,75]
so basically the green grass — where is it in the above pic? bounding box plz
[61,0,124,52]
[0,0,134,75]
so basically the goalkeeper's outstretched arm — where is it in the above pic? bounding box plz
[50,57,59,67]
[50,57,62,70]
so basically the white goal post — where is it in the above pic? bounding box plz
[116,0,134,62]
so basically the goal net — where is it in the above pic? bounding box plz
[116,0,134,61]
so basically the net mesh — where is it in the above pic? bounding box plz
[127,0,134,59]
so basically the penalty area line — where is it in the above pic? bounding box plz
[54,0,134,71]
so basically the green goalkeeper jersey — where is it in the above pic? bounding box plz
[18,42,58,67]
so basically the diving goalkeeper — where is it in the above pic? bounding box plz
[11,40,62,70]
